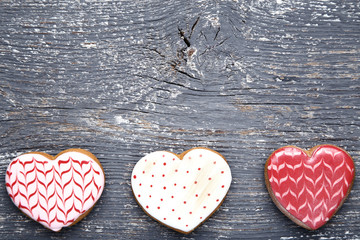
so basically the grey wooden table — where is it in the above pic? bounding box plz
[0,0,359,239]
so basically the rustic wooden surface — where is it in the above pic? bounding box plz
[0,0,359,239]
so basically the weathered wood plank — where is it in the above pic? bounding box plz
[0,0,359,239]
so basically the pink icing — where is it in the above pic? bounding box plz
[5,151,105,231]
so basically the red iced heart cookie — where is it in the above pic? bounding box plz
[5,149,105,232]
[131,147,232,234]
[265,145,355,230]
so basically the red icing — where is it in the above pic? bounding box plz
[267,145,355,230]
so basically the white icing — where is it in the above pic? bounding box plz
[131,149,232,233]
[5,151,105,231]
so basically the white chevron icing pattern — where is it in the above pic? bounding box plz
[267,145,354,230]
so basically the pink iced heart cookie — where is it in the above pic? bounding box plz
[5,149,105,232]
[265,145,355,230]
[131,147,232,234]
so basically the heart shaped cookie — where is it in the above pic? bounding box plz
[5,149,105,232]
[131,147,232,234]
[265,145,355,230]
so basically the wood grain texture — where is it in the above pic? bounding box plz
[0,0,359,239]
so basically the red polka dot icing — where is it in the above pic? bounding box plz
[131,148,232,234]
[5,149,105,232]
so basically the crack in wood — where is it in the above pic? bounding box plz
[190,16,200,39]
[178,26,191,48]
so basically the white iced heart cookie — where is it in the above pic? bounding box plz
[131,147,232,234]
[5,149,105,232]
